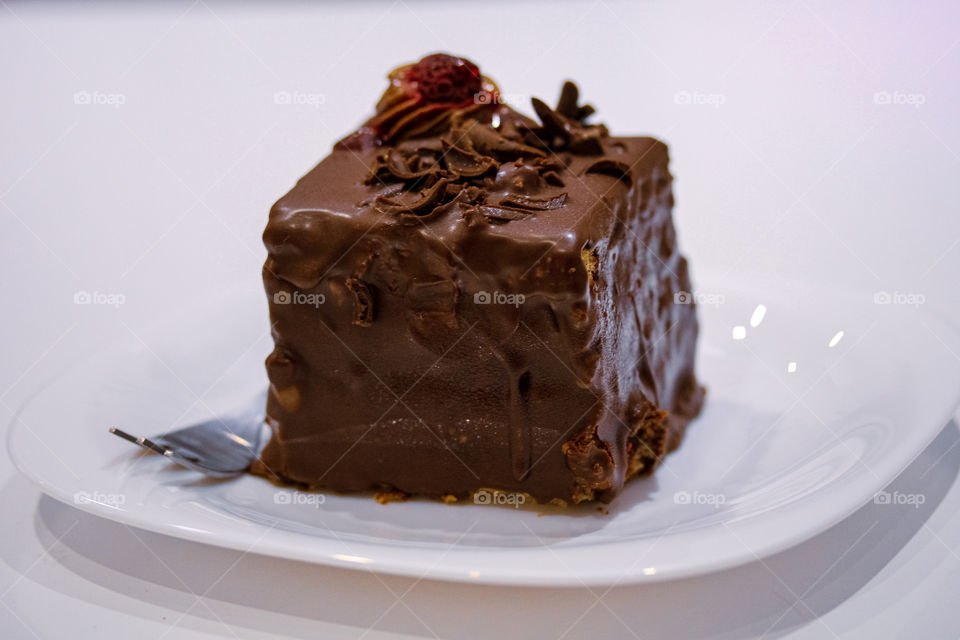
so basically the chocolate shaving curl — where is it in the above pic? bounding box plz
[441,139,498,178]
[477,206,530,223]
[584,159,634,187]
[523,82,609,155]
[375,178,450,216]
[499,193,567,211]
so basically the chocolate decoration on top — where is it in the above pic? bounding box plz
[337,53,501,149]
[254,53,705,505]
[352,57,619,223]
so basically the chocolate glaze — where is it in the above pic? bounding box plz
[252,55,704,504]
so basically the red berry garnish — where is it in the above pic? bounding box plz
[404,53,482,104]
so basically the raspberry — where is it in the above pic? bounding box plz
[405,53,482,104]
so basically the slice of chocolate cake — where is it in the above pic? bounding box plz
[253,53,704,505]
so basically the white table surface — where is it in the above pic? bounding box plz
[2,1,959,638]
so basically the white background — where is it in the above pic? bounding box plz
[2,1,959,638]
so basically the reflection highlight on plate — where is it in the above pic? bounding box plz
[333,554,373,564]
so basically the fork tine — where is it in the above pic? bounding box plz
[109,427,142,445]
[137,436,169,455]
[109,428,170,455]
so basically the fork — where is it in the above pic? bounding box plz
[109,390,268,477]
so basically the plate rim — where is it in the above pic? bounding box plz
[8,278,960,587]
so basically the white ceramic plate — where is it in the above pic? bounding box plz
[8,272,960,586]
